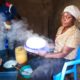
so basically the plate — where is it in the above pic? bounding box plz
[3,60,17,68]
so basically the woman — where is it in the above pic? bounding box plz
[28,5,80,80]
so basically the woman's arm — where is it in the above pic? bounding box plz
[38,46,75,58]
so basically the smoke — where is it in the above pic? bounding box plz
[0,13,54,52]
[7,19,36,48]
[0,14,42,49]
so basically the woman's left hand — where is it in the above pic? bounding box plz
[38,50,47,57]
[37,51,51,58]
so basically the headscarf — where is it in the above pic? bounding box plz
[63,5,80,20]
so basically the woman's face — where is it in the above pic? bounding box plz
[61,12,75,27]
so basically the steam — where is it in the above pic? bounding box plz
[7,19,37,48]
[0,13,54,52]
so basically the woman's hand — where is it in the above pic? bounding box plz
[37,51,51,58]
[38,50,47,57]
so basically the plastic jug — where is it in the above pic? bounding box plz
[15,46,28,64]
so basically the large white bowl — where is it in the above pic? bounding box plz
[24,36,48,53]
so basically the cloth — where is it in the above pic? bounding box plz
[28,57,70,80]
[63,5,80,20]
[54,25,80,60]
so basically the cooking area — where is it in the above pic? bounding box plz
[0,0,80,80]
[0,36,54,80]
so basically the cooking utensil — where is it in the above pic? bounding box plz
[3,60,17,69]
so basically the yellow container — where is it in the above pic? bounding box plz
[15,46,28,64]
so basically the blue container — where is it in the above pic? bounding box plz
[20,65,33,79]
[0,71,18,80]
